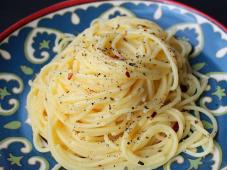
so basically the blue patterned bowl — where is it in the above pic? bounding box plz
[0,0,226,169]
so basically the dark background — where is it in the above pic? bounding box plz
[0,0,226,33]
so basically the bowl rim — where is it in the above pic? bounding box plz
[0,0,226,42]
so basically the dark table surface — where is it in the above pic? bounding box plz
[0,0,226,33]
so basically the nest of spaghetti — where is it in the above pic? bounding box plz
[27,17,217,170]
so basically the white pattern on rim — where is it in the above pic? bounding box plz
[0,49,11,60]
[167,23,204,57]
[154,5,162,20]
[28,156,50,170]
[24,27,63,64]
[0,137,32,153]
[216,47,227,58]
[0,73,24,116]
[200,72,227,116]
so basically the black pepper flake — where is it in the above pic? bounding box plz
[91,102,94,105]
[137,137,140,140]
[158,149,162,152]
[127,142,130,145]
[132,106,135,110]
[143,72,146,76]
[146,136,149,139]
[137,115,141,118]
[137,24,147,28]
[195,120,199,124]
[110,97,114,101]
[138,161,144,165]
[129,63,136,66]
[82,53,87,56]
[125,71,130,78]
[144,106,149,109]
[109,104,112,110]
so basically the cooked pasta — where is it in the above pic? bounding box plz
[26,17,217,170]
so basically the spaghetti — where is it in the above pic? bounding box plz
[27,17,217,170]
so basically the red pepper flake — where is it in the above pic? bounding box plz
[111,54,125,60]
[125,71,130,78]
[172,122,179,132]
[67,72,73,80]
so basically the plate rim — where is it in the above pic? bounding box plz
[0,0,226,42]
[0,0,226,169]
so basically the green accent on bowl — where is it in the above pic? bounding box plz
[20,65,33,75]
[7,153,23,166]
[3,121,21,130]
[188,158,202,170]
[39,40,50,49]
[192,62,205,71]
[212,86,226,100]
[202,120,213,130]
[0,87,11,100]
